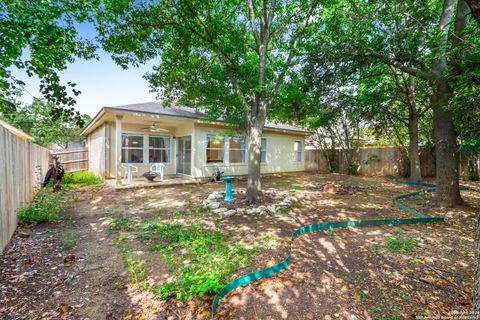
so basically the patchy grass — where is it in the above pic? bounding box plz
[18,189,77,224]
[385,235,416,253]
[108,216,135,232]
[63,171,102,187]
[117,243,146,284]
[60,231,77,249]
[110,210,268,301]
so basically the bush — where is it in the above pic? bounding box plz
[62,171,102,187]
[347,161,359,175]
[18,189,77,224]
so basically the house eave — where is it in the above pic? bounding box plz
[81,106,312,136]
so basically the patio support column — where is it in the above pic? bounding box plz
[115,115,123,186]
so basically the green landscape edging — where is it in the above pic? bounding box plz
[211,178,470,318]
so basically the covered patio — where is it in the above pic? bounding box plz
[104,175,205,190]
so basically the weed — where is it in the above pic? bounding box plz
[290,184,307,191]
[60,231,76,249]
[376,316,401,320]
[385,235,416,253]
[368,306,380,314]
[118,244,146,284]
[62,171,102,187]
[354,289,368,299]
[392,289,401,296]
[114,281,124,289]
[393,227,402,234]
[18,189,77,224]
[273,207,290,215]
[171,209,182,219]
[108,216,135,232]
[325,228,336,236]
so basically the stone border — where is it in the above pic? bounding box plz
[202,189,298,217]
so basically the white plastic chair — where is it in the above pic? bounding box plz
[121,164,138,184]
[150,163,165,181]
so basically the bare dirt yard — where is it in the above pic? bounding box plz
[1,173,478,320]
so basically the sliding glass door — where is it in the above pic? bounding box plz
[176,136,191,175]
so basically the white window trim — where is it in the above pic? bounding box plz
[294,140,303,163]
[206,134,226,164]
[228,135,247,164]
[148,134,172,164]
[121,132,144,164]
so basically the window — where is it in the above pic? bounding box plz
[229,136,246,163]
[122,134,143,163]
[206,135,225,163]
[260,138,267,163]
[149,135,170,163]
[294,141,302,162]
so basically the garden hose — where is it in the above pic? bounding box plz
[211,177,472,319]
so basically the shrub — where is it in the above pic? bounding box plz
[385,235,416,253]
[18,189,77,224]
[62,171,102,187]
[347,161,359,175]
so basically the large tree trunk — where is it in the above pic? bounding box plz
[431,85,462,205]
[246,115,264,203]
[428,0,463,206]
[406,77,422,181]
[408,113,422,181]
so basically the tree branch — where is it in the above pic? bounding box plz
[181,0,250,109]
[369,52,436,80]
[267,0,320,106]
[247,0,260,48]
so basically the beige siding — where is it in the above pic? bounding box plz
[192,124,305,178]
[87,123,106,177]
[93,117,305,179]
[0,126,49,252]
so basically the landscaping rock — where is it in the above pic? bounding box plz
[258,205,267,213]
[207,202,220,209]
[213,208,228,214]
[223,210,237,217]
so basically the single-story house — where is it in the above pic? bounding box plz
[80,102,310,184]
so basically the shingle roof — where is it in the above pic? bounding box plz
[107,101,310,134]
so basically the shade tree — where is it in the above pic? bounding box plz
[94,0,323,203]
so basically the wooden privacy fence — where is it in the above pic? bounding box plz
[0,126,50,252]
[305,147,473,178]
[50,148,89,172]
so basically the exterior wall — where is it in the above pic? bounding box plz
[105,121,195,178]
[88,117,305,179]
[0,125,50,252]
[87,123,106,177]
[192,124,305,178]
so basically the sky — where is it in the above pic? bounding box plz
[15,23,158,117]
